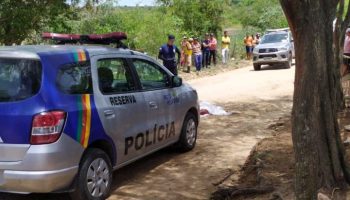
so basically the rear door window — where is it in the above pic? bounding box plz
[0,58,42,102]
[56,62,93,94]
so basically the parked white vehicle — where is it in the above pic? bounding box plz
[253,28,295,70]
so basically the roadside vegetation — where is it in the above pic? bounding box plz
[0,0,287,58]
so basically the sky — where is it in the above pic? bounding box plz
[118,0,156,6]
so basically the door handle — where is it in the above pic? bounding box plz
[149,102,158,109]
[104,110,115,118]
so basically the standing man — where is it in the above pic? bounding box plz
[244,33,253,60]
[209,33,217,66]
[180,36,188,68]
[255,33,261,45]
[158,34,181,75]
[221,31,231,64]
[183,37,193,73]
[192,37,202,74]
[202,33,210,68]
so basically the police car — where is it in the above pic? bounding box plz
[0,32,199,200]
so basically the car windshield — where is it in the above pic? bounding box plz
[0,58,42,102]
[260,33,288,44]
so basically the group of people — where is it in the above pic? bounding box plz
[158,31,231,75]
[243,33,261,60]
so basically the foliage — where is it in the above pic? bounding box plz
[0,0,68,45]
[43,6,182,56]
[157,0,226,37]
[236,0,288,30]
[0,0,287,58]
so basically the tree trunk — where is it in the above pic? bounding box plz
[279,0,350,199]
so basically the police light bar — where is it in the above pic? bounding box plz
[42,33,81,44]
[42,32,128,45]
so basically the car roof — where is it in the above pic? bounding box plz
[266,28,289,33]
[265,31,289,36]
[0,45,145,60]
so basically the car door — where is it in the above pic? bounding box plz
[130,57,179,150]
[91,55,149,165]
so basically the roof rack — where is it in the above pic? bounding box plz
[265,28,290,34]
[42,32,128,48]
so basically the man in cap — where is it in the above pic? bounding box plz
[158,34,181,75]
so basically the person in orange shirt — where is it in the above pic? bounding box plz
[244,33,253,60]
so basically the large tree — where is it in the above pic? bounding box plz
[279,0,350,199]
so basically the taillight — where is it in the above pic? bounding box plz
[30,111,66,145]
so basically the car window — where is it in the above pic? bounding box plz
[0,58,42,102]
[56,62,92,94]
[133,59,170,90]
[97,58,136,94]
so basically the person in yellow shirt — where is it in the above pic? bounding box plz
[183,38,193,73]
[221,31,231,64]
[244,33,253,60]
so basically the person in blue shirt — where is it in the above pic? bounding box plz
[202,33,210,68]
[158,35,181,75]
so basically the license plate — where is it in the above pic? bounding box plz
[264,57,272,60]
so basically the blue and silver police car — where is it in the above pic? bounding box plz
[0,33,199,200]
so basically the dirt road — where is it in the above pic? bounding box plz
[188,64,294,102]
[0,64,295,200]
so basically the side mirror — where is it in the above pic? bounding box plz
[171,76,183,88]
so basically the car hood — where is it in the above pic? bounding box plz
[257,42,288,49]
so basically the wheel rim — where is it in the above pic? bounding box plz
[186,118,197,145]
[86,158,110,198]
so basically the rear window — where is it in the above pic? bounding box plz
[56,62,93,94]
[0,58,42,102]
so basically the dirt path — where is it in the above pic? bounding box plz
[188,64,295,102]
[0,64,295,200]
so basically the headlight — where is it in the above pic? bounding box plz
[278,47,288,51]
[253,48,259,53]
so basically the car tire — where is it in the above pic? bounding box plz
[176,112,198,152]
[253,64,261,71]
[70,148,113,200]
[285,54,292,69]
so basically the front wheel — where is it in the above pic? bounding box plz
[70,148,113,200]
[176,112,198,152]
[253,63,261,71]
[285,53,292,69]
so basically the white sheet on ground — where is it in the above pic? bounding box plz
[200,101,232,116]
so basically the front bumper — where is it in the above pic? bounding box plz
[253,50,290,65]
[0,134,84,193]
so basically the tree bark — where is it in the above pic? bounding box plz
[279,0,350,199]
